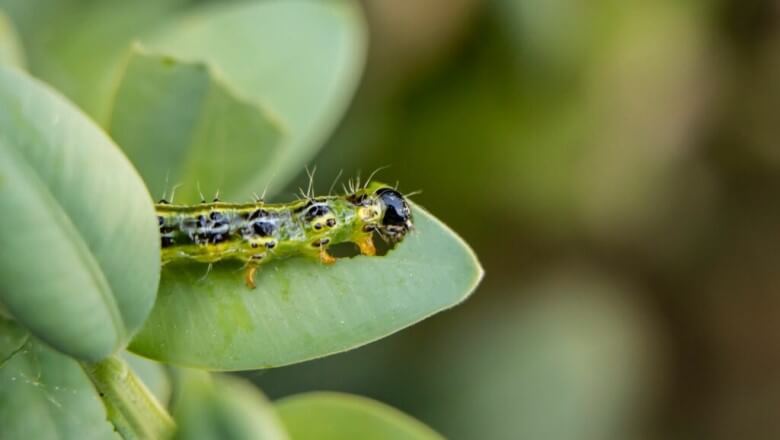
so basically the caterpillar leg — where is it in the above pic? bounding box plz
[244,265,258,289]
[356,235,376,256]
[319,248,336,265]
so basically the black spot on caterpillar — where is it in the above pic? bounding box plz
[156,181,414,288]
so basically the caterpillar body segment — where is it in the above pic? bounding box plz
[156,182,413,288]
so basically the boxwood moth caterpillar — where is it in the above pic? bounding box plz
[156,181,413,288]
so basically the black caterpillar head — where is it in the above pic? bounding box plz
[349,182,414,241]
[369,186,413,241]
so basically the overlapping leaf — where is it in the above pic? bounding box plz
[0,10,24,68]
[172,369,288,440]
[0,318,119,439]
[0,0,189,121]
[109,48,284,203]
[0,67,159,360]
[276,392,443,440]
[136,0,367,199]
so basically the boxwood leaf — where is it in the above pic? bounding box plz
[0,319,119,439]
[139,0,367,198]
[129,204,482,370]
[172,369,288,440]
[0,315,27,364]
[0,66,159,360]
[0,10,25,68]
[276,392,442,440]
[0,0,188,121]
[108,48,284,203]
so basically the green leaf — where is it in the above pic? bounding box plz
[0,315,27,365]
[0,10,25,68]
[129,204,482,370]
[109,47,284,203]
[0,66,160,360]
[0,321,119,440]
[140,0,367,197]
[276,392,442,440]
[83,356,175,440]
[172,369,288,440]
[0,0,188,121]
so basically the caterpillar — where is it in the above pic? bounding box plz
[156,181,413,288]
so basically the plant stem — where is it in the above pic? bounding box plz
[82,356,176,440]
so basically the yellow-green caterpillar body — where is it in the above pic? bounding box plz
[156,182,413,288]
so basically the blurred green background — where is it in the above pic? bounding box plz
[5,0,780,438]
[255,1,780,439]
